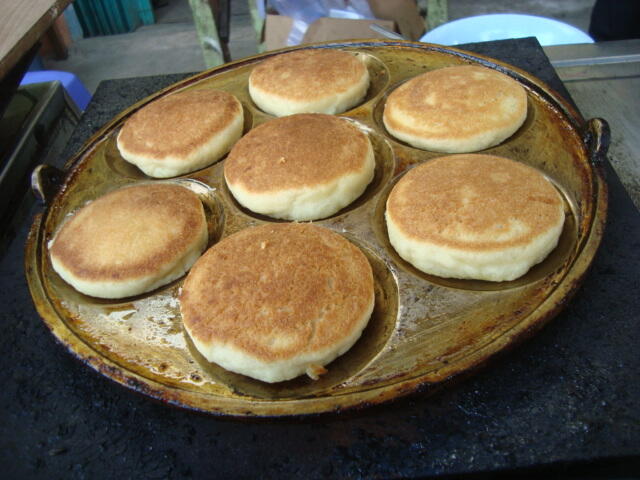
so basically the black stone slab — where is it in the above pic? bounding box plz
[2,38,639,479]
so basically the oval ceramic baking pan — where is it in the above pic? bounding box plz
[25,40,608,417]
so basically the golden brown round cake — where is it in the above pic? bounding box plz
[224,114,375,220]
[248,49,370,116]
[49,183,208,298]
[385,154,565,281]
[180,223,375,383]
[383,65,527,152]
[117,89,243,178]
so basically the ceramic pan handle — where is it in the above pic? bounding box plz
[31,164,64,206]
[582,118,610,168]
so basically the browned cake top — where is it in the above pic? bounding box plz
[386,154,564,250]
[50,184,206,282]
[249,49,367,101]
[383,65,527,140]
[117,89,242,159]
[180,223,374,362]
[224,114,371,192]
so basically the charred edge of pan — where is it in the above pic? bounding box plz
[320,266,594,419]
[424,266,595,392]
[40,268,582,421]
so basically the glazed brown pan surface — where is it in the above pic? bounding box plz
[25,40,608,417]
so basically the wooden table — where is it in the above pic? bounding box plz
[0,0,72,80]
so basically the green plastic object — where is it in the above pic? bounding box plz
[136,0,155,25]
[73,0,155,37]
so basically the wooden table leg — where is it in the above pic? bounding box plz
[189,0,231,68]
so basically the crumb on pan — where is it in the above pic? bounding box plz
[306,364,328,380]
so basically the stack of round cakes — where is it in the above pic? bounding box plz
[48,47,565,384]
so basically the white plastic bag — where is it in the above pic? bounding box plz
[268,0,376,45]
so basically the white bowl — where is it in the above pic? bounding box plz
[420,13,594,46]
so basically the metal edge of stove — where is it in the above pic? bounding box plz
[544,39,640,211]
[545,39,640,79]
[0,81,81,255]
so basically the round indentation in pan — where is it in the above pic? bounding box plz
[246,50,390,117]
[103,130,148,179]
[220,121,396,223]
[168,178,225,250]
[373,170,579,292]
[183,235,399,400]
[44,179,225,307]
[347,51,390,110]
[371,81,536,154]
[103,104,253,179]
